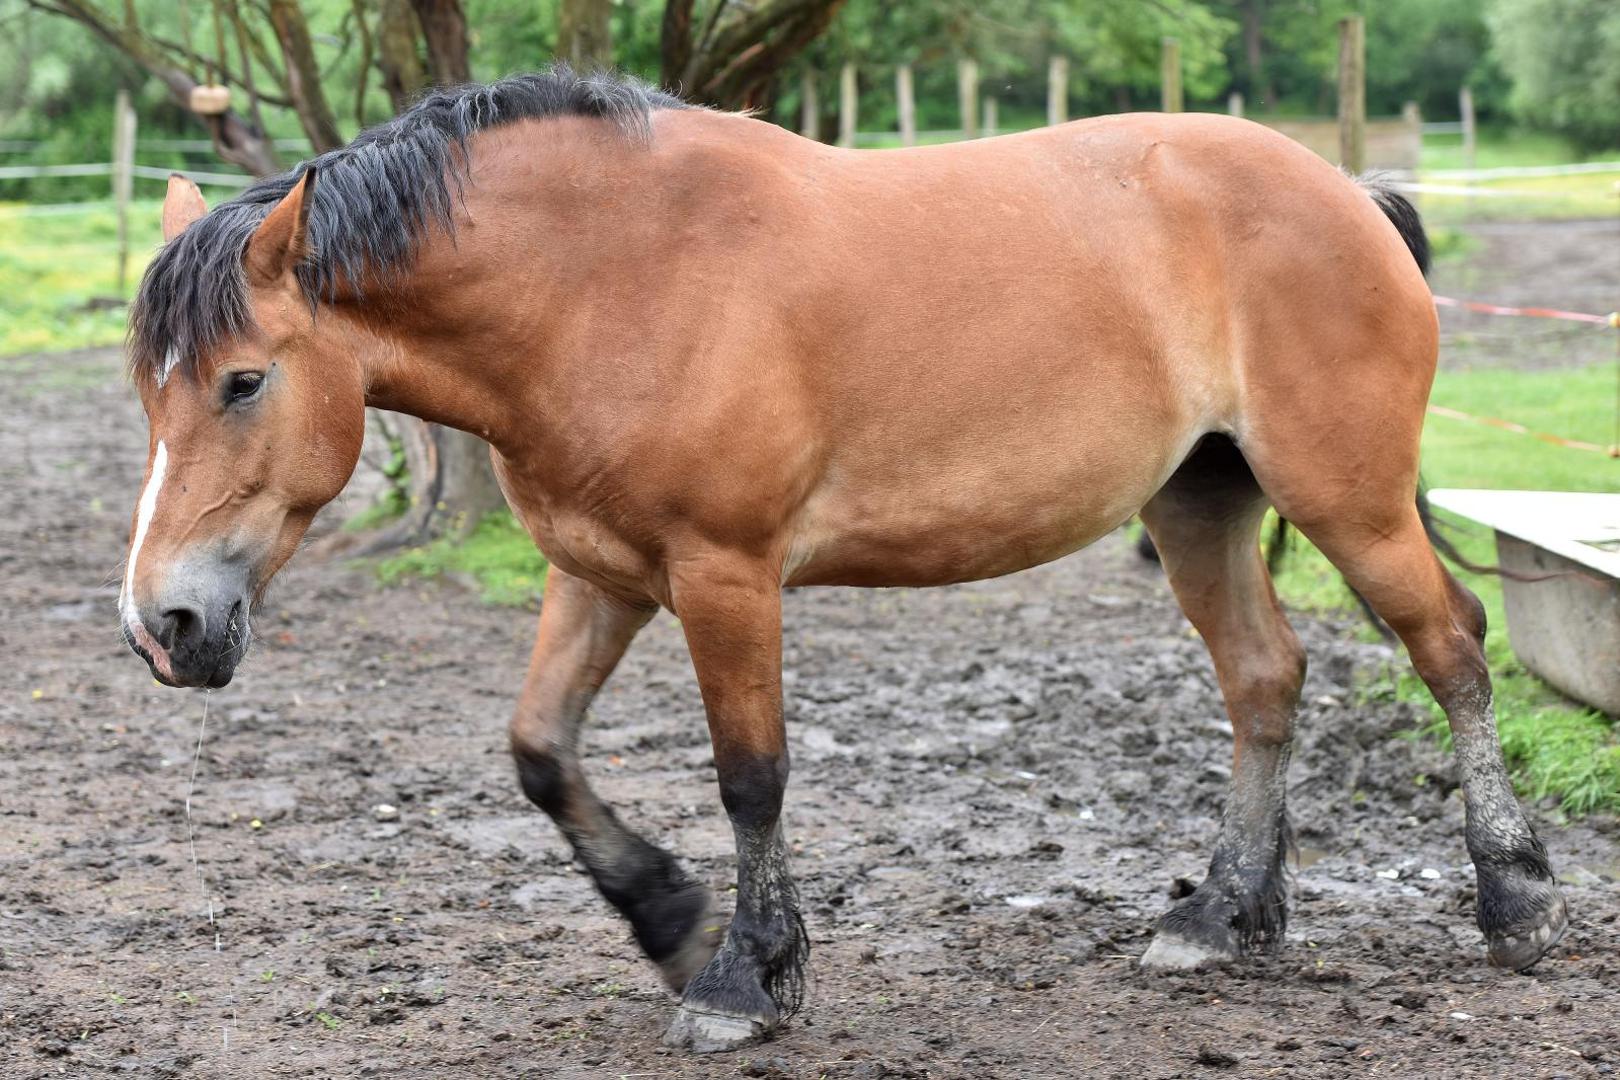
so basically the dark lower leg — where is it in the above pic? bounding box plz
[1420,583,1565,967]
[1138,474,1303,969]
[1152,743,1293,962]
[664,562,806,1052]
[677,753,807,1025]
[1307,519,1566,970]
[514,745,718,987]
[511,567,717,989]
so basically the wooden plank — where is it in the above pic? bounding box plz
[1047,56,1068,126]
[838,62,857,149]
[896,63,916,147]
[1160,38,1182,113]
[800,69,819,142]
[957,58,979,139]
[1337,15,1366,173]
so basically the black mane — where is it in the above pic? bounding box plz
[130,66,687,382]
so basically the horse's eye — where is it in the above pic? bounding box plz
[227,371,264,403]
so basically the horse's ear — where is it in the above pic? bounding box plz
[161,174,208,242]
[245,167,317,285]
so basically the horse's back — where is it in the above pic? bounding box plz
[476,110,1438,592]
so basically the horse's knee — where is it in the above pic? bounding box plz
[510,720,572,817]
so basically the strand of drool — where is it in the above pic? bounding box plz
[183,690,234,1050]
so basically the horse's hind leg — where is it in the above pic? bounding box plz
[510,565,720,991]
[1136,436,1306,970]
[1282,497,1567,970]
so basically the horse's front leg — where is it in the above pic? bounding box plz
[663,557,807,1053]
[510,564,720,991]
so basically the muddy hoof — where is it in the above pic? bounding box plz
[656,901,725,993]
[1139,931,1237,972]
[662,1005,774,1053]
[1486,890,1568,972]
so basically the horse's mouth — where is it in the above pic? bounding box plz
[121,623,239,689]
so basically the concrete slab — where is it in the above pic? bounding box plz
[1428,489,1620,716]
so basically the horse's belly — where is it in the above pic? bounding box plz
[782,452,1174,588]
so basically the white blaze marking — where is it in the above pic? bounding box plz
[121,440,168,624]
[158,347,181,388]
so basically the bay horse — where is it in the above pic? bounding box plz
[119,68,1566,1052]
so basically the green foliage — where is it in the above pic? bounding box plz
[1270,364,1620,814]
[376,512,549,606]
[1488,0,1620,153]
[0,199,163,356]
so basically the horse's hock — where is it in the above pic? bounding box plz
[1429,489,1620,716]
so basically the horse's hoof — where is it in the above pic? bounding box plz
[1486,891,1568,972]
[1139,931,1236,972]
[662,1005,774,1053]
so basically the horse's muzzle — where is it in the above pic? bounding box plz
[123,565,252,688]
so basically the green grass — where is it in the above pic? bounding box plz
[1419,126,1615,172]
[375,512,548,606]
[0,200,163,356]
[1415,169,1620,224]
[1270,365,1620,814]
[1416,126,1620,224]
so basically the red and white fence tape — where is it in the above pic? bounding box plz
[1433,295,1619,327]
[1427,294,1619,457]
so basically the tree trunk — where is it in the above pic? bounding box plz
[409,0,470,83]
[559,0,614,71]
[267,0,344,151]
[1243,0,1271,106]
[660,0,846,110]
[376,0,429,112]
[380,1,505,546]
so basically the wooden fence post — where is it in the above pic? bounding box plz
[1160,38,1183,113]
[1227,91,1244,118]
[1047,56,1068,126]
[800,69,820,141]
[896,63,916,147]
[838,62,857,148]
[1402,101,1423,171]
[112,89,137,296]
[984,96,999,138]
[957,58,979,139]
[1459,85,1477,170]
[1337,15,1366,173]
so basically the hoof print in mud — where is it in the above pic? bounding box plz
[1138,932,1239,972]
[662,1006,775,1053]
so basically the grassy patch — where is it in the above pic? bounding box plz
[1415,169,1620,224]
[1420,126,1618,172]
[1271,365,1620,813]
[0,200,163,356]
[375,511,547,607]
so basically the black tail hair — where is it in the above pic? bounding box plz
[1360,175,1430,275]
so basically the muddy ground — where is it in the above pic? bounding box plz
[3,220,1618,1079]
[1429,217,1620,372]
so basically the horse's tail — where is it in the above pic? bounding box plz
[1359,174,1430,275]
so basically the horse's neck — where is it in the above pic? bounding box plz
[354,117,677,456]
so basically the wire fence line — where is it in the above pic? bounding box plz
[0,161,255,187]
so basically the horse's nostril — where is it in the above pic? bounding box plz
[159,606,202,650]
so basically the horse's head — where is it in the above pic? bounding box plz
[120,172,366,687]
